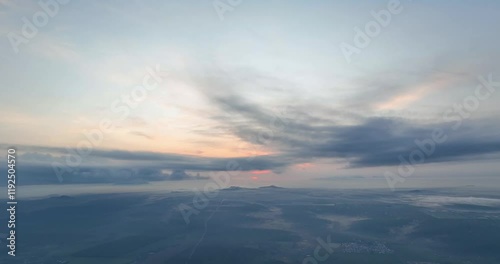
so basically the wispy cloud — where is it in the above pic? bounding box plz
[129,131,154,140]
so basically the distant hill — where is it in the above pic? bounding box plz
[259,185,284,189]
[222,186,248,191]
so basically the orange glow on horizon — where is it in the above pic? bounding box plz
[296,163,314,169]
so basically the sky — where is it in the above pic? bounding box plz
[1,0,500,192]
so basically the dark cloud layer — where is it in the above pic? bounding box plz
[208,91,500,168]
[0,144,293,185]
[2,69,500,185]
[2,105,500,186]
[191,69,500,168]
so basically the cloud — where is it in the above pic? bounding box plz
[0,145,294,185]
[129,131,153,140]
[0,157,209,185]
[168,169,208,180]
[2,66,500,185]
[292,117,500,168]
[375,72,461,110]
[13,113,500,185]
[187,69,500,169]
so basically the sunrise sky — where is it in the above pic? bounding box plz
[1,0,500,191]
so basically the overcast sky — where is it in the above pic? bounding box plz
[1,0,499,190]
